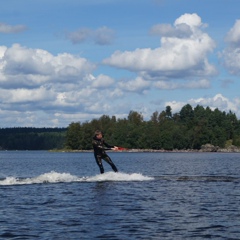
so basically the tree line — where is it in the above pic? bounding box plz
[65,104,240,150]
[1,104,240,150]
[0,127,66,150]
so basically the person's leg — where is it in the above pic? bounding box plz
[103,155,118,172]
[94,155,104,174]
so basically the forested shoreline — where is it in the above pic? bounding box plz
[1,104,240,151]
[0,127,66,150]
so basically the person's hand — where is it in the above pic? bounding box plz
[112,146,118,151]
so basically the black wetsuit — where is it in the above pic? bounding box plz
[92,136,118,174]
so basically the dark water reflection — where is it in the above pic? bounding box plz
[0,151,240,239]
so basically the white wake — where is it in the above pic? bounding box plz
[0,171,153,186]
[85,171,153,182]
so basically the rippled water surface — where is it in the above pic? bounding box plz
[0,151,240,239]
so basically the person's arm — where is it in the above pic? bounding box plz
[104,140,118,150]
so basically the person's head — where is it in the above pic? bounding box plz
[94,130,103,139]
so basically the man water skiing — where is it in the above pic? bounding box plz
[92,130,118,174]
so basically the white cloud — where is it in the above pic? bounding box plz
[0,12,239,128]
[94,26,115,45]
[0,46,7,58]
[154,80,177,89]
[187,79,211,88]
[66,26,115,45]
[103,13,216,80]
[166,94,240,117]
[91,74,114,88]
[220,19,240,75]
[0,41,128,125]
[0,44,123,125]
[118,77,150,93]
[174,13,203,29]
[66,28,92,44]
[0,22,26,33]
[0,87,54,103]
[150,13,204,38]
[164,100,186,113]
[108,88,123,98]
[0,44,96,87]
[87,102,111,113]
[150,23,192,38]
[225,20,240,47]
[220,49,240,75]
[154,79,210,89]
[188,93,238,112]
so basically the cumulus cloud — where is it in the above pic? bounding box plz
[164,100,186,113]
[188,94,239,116]
[154,79,210,90]
[0,87,54,104]
[1,13,239,127]
[150,23,192,38]
[225,20,240,47]
[0,44,95,88]
[103,13,216,81]
[118,76,150,93]
[0,22,26,33]
[166,94,240,116]
[220,19,240,75]
[0,43,133,127]
[66,26,115,45]
[0,44,119,124]
[91,74,115,88]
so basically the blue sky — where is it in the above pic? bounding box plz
[1,0,240,127]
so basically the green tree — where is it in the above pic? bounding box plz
[165,105,172,119]
[150,111,159,124]
[179,104,194,128]
[65,122,82,149]
[128,111,143,125]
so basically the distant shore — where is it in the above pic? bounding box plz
[51,144,240,153]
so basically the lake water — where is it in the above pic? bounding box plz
[0,151,240,239]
